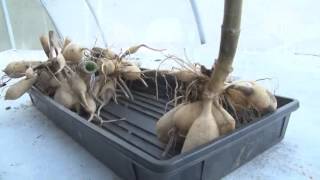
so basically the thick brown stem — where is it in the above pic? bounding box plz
[206,0,243,97]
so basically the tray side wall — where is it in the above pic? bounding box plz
[29,87,298,180]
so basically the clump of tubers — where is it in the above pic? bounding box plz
[1,31,169,130]
[156,0,247,154]
[156,100,236,147]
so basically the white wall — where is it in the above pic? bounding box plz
[0,0,56,50]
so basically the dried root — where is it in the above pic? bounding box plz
[120,44,166,59]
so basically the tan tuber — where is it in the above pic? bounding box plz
[62,43,84,63]
[54,81,79,109]
[181,100,219,152]
[5,75,38,100]
[3,61,41,78]
[226,81,277,114]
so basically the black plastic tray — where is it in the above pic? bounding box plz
[29,78,299,180]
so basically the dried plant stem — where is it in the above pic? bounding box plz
[205,0,243,100]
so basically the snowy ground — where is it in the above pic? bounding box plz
[1,0,320,179]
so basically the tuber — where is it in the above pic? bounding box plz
[101,60,115,76]
[55,52,66,74]
[92,47,118,59]
[35,70,55,93]
[226,81,277,114]
[25,67,34,79]
[212,103,235,135]
[104,48,118,60]
[92,76,103,99]
[83,93,97,121]
[5,75,38,100]
[119,63,141,80]
[172,101,203,136]
[3,61,41,78]
[69,72,89,108]
[63,43,84,63]
[97,80,116,117]
[181,100,219,152]
[54,81,78,109]
[39,35,50,58]
[62,37,72,53]
[173,70,199,82]
[156,104,183,143]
